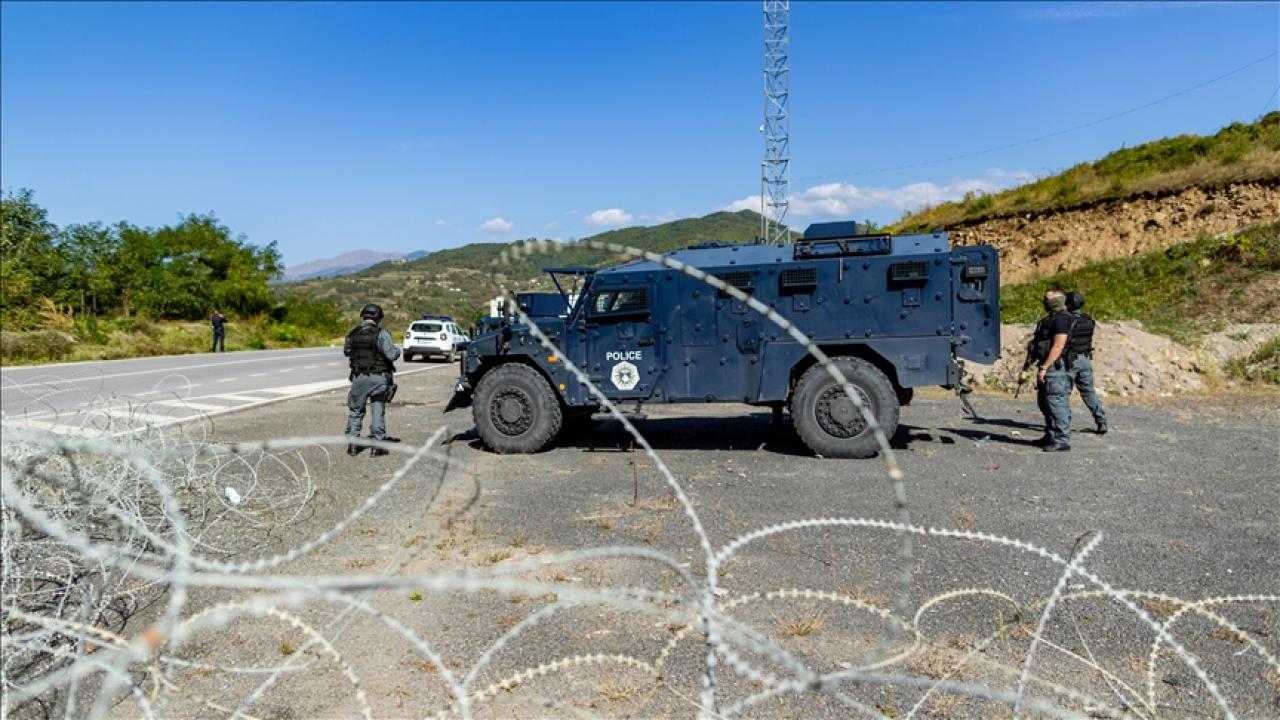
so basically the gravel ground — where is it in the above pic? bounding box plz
[134,367,1278,719]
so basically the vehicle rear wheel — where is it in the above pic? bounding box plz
[473,364,564,453]
[404,352,414,362]
[790,357,898,458]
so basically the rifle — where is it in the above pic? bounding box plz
[1013,346,1036,400]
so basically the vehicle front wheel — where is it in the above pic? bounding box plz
[790,357,899,458]
[473,364,564,453]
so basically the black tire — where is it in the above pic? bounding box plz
[404,352,414,362]
[473,363,564,453]
[790,357,899,459]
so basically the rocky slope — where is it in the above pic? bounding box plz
[972,321,1280,397]
[948,180,1280,284]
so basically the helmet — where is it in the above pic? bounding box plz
[360,303,384,322]
[1065,290,1085,311]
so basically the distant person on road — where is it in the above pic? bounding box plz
[1028,289,1074,452]
[211,310,226,352]
[1065,290,1108,435]
[344,303,401,456]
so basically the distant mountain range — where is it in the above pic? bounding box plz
[280,249,430,281]
[281,210,777,326]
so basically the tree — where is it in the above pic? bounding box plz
[57,222,120,315]
[1,189,63,329]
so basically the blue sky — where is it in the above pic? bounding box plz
[2,1,1277,267]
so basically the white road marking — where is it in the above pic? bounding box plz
[250,372,268,378]
[152,399,228,412]
[278,368,294,373]
[0,350,337,389]
[2,363,451,437]
[302,365,319,370]
[4,417,94,437]
[217,377,237,383]
[101,409,183,426]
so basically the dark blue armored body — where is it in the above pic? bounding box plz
[447,222,1000,457]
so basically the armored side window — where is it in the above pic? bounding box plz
[779,267,817,289]
[714,271,755,298]
[588,287,650,319]
[889,261,930,284]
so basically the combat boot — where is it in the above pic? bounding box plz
[1096,423,1108,435]
[370,436,401,457]
[347,442,365,456]
[1041,442,1071,452]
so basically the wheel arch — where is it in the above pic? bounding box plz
[787,343,902,403]
[470,355,565,400]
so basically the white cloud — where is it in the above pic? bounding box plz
[638,210,679,224]
[583,208,634,228]
[721,169,1034,219]
[433,219,449,227]
[480,217,513,233]
[544,221,560,232]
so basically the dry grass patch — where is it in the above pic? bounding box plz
[778,612,825,638]
[907,646,969,680]
[1139,597,1183,617]
[479,550,512,566]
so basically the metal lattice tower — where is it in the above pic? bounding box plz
[761,0,790,243]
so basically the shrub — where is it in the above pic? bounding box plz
[964,195,994,217]
[1226,336,1280,384]
[270,323,304,343]
[277,295,344,335]
[0,330,75,364]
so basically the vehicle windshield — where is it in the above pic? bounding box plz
[412,322,442,333]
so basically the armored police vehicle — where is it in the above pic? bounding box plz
[446,222,1000,458]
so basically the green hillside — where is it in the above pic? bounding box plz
[1000,219,1280,342]
[282,210,774,327]
[894,113,1280,233]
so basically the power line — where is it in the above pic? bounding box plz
[795,50,1278,185]
[1257,85,1279,121]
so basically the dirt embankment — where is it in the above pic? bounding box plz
[972,322,1280,397]
[948,181,1280,284]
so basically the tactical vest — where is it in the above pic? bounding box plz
[346,325,393,375]
[1029,311,1070,363]
[1068,312,1096,359]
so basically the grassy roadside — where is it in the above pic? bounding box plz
[894,113,1280,233]
[0,314,339,366]
[999,219,1280,343]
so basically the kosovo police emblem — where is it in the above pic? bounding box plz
[610,361,639,391]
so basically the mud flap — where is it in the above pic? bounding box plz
[443,380,472,413]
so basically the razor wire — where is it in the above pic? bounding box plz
[1,236,1277,719]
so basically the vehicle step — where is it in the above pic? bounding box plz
[590,412,647,422]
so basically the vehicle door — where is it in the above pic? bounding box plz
[949,245,1001,362]
[582,283,661,401]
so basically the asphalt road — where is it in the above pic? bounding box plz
[137,368,1278,719]
[0,347,454,436]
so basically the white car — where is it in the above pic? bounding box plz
[403,316,468,362]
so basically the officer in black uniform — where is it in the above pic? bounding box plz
[344,303,401,456]
[1028,289,1074,452]
[1066,290,1108,434]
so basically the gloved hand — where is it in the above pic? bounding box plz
[1018,370,1033,385]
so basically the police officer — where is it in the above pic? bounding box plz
[1065,290,1108,435]
[1029,289,1074,452]
[211,309,226,352]
[344,303,401,456]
